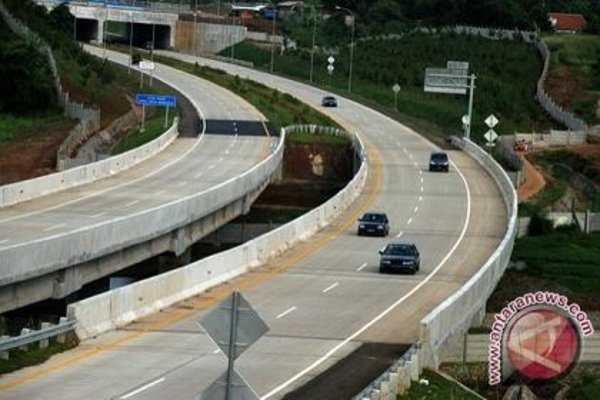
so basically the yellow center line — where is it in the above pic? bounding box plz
[0,102,382,393]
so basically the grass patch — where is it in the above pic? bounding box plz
[111,109,177,155]
[0,340,77,375]
[543,33,600,125]
[223,33,552,143]
[0,113,69,142]
[530,179,567,209]
[129,49,340,132]
[489,231,600,311]
[399,368,482,399]
[287,131,350,146]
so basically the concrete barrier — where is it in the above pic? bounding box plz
[0,119,178,208]
[68,125,367,340]
[418,137,517,368]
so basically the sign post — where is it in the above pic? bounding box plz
[392,83,401,110]
[135,94,177,131]
[484,113,499,152]
[138,61,156,89]
[424,61,476,139]
[327,56,335,86]
[199,291,268,400]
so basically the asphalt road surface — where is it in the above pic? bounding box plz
[0,51,507,400]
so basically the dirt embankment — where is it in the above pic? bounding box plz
[257,142,355,209]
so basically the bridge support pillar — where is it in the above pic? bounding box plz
[96,17,106,44]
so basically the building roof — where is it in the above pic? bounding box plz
[547,13,587,31]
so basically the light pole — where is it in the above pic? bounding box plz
[270,5,277,72]
[128,12,134,74]
[335,5,355,93]
[103,5,108,59]
[309,5,317,83]
[192,0,198,55]
[150,2,156,86]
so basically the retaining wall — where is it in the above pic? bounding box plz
[68,125,367,340]
[354,138,517,399]
[0,120,178,208]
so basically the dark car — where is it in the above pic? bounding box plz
[321,95,337,107]
[357,212,389,236]
[429,151,449,172]
[379,243,420,274]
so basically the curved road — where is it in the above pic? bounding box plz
[0,52,507,399]
[0,48,273,302]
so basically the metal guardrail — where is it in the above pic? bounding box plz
[0,319,75,353]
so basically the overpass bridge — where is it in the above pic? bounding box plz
[37,0,249,54]
[0,47,281,313]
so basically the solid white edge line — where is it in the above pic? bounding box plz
[261,158,472,400]
[120,377,166,399]
[322,282,339,293]
[356,262,368,272]
[276,307,297,319]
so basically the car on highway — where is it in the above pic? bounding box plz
[321,95,337,107]
[379,243,420,274]
[429,151,450,172]
[357,212,389,236]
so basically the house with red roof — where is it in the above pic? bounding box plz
[547,13,587,33]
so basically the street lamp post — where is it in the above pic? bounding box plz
[335,6,354,93]
[309,6,316,83]
[128,12,134,74]
[270,5,277,72]
[150,23,156,86]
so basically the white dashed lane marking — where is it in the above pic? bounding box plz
[276,307,297,319]
[356,262,368,272]
[322,283,339,293]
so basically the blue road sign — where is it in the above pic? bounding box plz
[135,94,177,107]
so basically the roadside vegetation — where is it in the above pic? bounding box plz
[223,33,552,143]
[0,339,77,376]
[544,33,600,125]
[0,0,176,184]
[489,230,600,312]
[398,368,483,399]
[138,50,339,132]
[439,362,600,399]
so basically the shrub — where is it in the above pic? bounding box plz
[528,211,554,236]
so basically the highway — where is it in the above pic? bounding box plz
[0,52,507,399]
[0,47,273,300]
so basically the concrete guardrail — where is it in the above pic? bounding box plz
[354,137,517,399]
[67,124,367,339]
[0,119,178,208]
[0,117,281,288]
